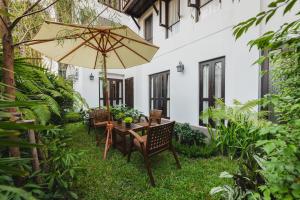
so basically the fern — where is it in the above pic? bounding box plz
[37,94,61,117]
[31,105,51,125]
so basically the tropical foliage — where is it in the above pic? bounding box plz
[0,53,87,199]
[211,0,300,199]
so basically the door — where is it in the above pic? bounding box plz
[99,78,123,107]
[199,57,225,126]
[149,71,170,118]
[125,77,134,108]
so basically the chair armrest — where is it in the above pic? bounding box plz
[128,130,144,143]
[138,114,149,122]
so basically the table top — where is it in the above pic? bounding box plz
[112,121,144,134]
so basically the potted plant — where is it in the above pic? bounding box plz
[115,112,124,124]
[124,117,133,128]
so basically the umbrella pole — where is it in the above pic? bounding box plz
[103,53,113,160]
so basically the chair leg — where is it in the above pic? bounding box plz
[95,128,100,146]
[143,153,155,186]
[88,124,91,134]
[170,145,181,169]
[127,137,133,162]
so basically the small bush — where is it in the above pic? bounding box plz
[173,140,218,158]
[174,123,206,146]
[64,112,83,123]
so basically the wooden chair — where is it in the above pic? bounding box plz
[88,109,109,145]
[127,121,181,186]
[88,109,109,133]
[137,109,163,130]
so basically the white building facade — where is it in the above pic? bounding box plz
[73,0,299,127]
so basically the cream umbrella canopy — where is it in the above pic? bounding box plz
[28,21,159,159]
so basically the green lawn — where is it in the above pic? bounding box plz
[66,123,237,200]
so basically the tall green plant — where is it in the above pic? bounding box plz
[202,99,267,158]
[212,0,300,199]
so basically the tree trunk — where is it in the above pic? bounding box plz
[1,0,22,186]
[28,128,42,184]
[1,0,19,156]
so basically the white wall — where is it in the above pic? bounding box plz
[75,0,298,127]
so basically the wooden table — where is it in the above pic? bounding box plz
[112,121,145,155]
[112,119,171,155]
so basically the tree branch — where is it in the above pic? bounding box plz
[0,15,9,31]
[9,0,60,30]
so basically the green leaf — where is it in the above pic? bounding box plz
[253,56,267,65]
[0,185,36,200]
[283,0,297,14]
[266,10,276,23]
[0,139,42,148]
[0,121,53,131]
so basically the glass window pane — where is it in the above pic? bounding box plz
[215,62,222,98]
[167,74,170,98]
[151,100,154,110]
[203,64,209,98]
[119,81,122,98]
[167,100,170,117]
[169,0,179,25]
[202,101,209,124]
[99,80,103,98]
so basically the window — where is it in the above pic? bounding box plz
[199,57,225,126]
[149,71,170,118]
[99,78,123,107]
[188,0,214,22]
[159,0,180,38]
[260,50,277,121]
[58,64,67,79]
[144,14,153,43]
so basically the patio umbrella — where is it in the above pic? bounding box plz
[27,21,159,159]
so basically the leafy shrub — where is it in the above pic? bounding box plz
[173,140,218,158]
[64,112,83,123]
[109,105,141,121]
[202,99,268,158]
[172,123,214,158]
[41,128,84,199]
[174,123,206,146]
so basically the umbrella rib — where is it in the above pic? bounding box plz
[58,32,101,62]
[106,37,124,52]
[94,50,100,69]
[110,31,159,49]
[106,36,126,69]
[78,34,102,52]
[26,31,99,46]
[104,30,110,51]
[109,34,150,62]
[87,28,104,52]
[45,20,127,33]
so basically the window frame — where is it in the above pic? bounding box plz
[159,0,180,39]
[99,78,124,107]
[144,14,153,43]
[149,70,170,118]
[199,57,225,126]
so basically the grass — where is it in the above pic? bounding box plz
[65,122,237,200]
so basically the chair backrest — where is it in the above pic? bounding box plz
[146,121,175,155]
[92,109,109,124]
[149,109,163,125]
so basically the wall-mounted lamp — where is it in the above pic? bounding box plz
[176,61,184,72]
[89,73,94,80]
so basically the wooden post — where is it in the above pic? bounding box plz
[102,53,113,160]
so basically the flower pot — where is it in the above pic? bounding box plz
[125,123,131,128]
[117,119,122,124]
